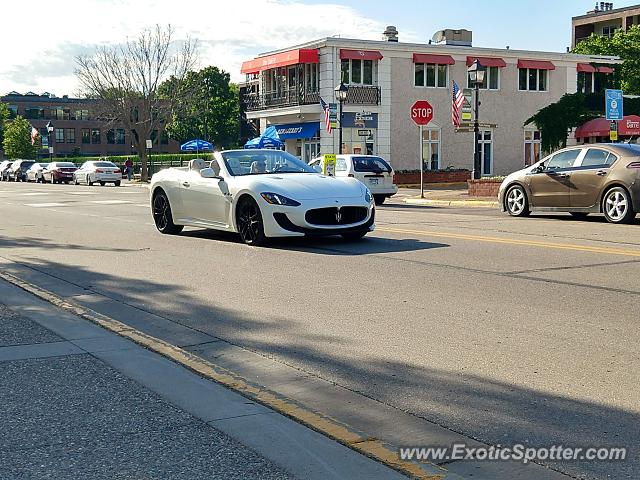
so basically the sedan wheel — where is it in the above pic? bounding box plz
[152,191,183,234]
[602,187,636,224]
[236,198,266,246]
[505,185,530,217]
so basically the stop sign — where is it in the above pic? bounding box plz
[411,100,433,126]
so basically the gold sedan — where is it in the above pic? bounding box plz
[499,144,640,224]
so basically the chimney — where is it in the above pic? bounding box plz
[382,26,398,42]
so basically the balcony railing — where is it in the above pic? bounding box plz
[243,85,382,112]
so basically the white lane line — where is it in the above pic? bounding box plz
[132,204,150,208]
[90,200,132,204]
[66,191,100,195]
[24,203,67,207]
[19,192,50,196]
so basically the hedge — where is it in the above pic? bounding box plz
[55,153,215,175]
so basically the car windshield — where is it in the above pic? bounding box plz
[20,161,35,168]
[222,150,315,176]
[351,156,392,173]
[94,162,116,167]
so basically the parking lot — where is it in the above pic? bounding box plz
[0,180,638,479]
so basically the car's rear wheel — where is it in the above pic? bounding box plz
[505,185,530,217]
[152,190,183,235]
[115,180,121,187]
[87,176,93,186]
[74,177,79,185]
[602,187,636,224]
[236,197,266,246]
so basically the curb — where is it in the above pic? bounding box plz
[403,198,499,208]
[0,269,447,480]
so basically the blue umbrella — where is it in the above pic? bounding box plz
[180,139,213,153]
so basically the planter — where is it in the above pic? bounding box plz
[394,170,471,185]
[467,178,504,197]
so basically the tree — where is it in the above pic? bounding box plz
[573,25,640,94]
[3,116,37,159]
[159,66,240,148]
[75,25,196,181]
[0,102,10,148]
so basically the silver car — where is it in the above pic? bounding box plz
[26,163,49,183]
[73,161,122,186]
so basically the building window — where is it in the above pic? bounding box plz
[340,128,376,155]
[66,129,75,144]
[151,129,159,145]
[51,107,70,120]
[304,63,319,93]
[116,129,126,144]
[414,64,448,88]
[467,66,500,90]
[524,129,541,167]
[25,107,44,119]
[106,129,115,144]
[75,109,89,120]
[422,127,441,170]
[480,130,493,175]
[55,128,64,143]
[159,130,168,145]
[91,128,101,144]
[81,128,90,144]
[341,59,376,85]
[602,25,618,39]
[8,105,17,118]
[519,68,548,91]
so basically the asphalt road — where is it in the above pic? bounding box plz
[0,181,638,479]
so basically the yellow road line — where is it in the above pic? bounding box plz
[0,269,444,480]
[377,227,640,258]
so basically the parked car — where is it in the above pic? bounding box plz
[150,150,375,245]
[499,143,640,224]
[7,160,36,182]
[42,162,78,184]
[309,154,398,205]
[73,161,121,186]
[26,162,49,183]
[0,160,12,181]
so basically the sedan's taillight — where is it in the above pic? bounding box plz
[114,169,121,174]
[627,161,640,168]
[95,169,104,173]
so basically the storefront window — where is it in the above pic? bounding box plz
[467,66,499,90]
[524,129,541,167]
[422,128,440,170]
[341,128,376,155]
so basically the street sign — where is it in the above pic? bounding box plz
[457,122,498,129]
[462,88,473,122]
[323,153,336,176]
[605,89,624,121]
[146,139,153,149]
[329,103,337,129]
[410,100,433,126]
[455,127,476,133]
[358,129,372,137]
[610,120,618,141]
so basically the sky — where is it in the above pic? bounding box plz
[1,0,638,96]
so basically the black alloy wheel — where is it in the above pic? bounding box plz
[152,191,183,234]
[236,197,266,246]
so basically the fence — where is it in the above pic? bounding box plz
[58,153,215,177]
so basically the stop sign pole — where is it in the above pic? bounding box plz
[411,101,433,198]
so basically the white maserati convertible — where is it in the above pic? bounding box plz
[150,149,375,245]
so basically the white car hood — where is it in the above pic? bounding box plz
[244,173,363,200]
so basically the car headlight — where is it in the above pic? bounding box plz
[260,192,301,206]
[364,188,373,204]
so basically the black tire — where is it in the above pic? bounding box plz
[74,177,79,185]
[236,197,266,246]
[341,230,368,240]
[373,195,386,206]
[115,180,121,187]
[570,212,589,219]
[152,190,183,235]
[87,176,93,186]
[602,187,636,224]
[99,181,105,186]
[504,184,530,217]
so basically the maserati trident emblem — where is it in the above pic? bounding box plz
[335,208,342,223]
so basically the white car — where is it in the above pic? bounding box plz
[150,149,375,245]
[309,154,398,205]
[26,163,49,183]
[74,161,122,186]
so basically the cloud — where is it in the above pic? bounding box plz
[0,0,392,95]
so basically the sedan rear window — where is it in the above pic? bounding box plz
[94,162,116,167]
[351,156,392,173]
[55,162,76,167]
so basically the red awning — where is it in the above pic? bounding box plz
[575,115,640,138]
[598,66,615,74]
[466,56,506,68]
[241,49,319,74]
[517,59,555,70]
[577,63,597,73]
[339,49,383,61]
[412,53,455,65]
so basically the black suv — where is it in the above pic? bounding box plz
[7,160,36,182]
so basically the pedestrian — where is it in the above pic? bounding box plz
[125,157,133,181]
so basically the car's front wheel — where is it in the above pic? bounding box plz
[236,197,266,246]
[152,190,183,235]
[505,185,530,217]
[602,187,636,224]
[374,195,386,206]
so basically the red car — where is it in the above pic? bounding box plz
[42,162,78,184]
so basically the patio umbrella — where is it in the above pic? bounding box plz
[180,139,214,154]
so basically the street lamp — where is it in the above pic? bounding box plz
[45,121,54,161]
[467,60,486,180]
[334,82,348,154]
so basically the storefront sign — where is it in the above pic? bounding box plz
[274,122,320,139]
[341,112,378,128]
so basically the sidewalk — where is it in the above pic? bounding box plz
[395,186,499,208]
[0,279,405,480]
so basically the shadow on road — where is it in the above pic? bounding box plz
[0,235,135,253]
[0,257,636,480]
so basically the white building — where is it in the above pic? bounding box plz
[241,29,620,175]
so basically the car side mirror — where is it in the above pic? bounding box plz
[533,164,545,173]
[200,168,223,181]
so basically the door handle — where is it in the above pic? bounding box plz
[596,170,608,176]
[182,181,190,187]
[556,173,569,178]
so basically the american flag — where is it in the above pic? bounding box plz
[451,81,465,127]
[319,96,332,134]
[30,126,39,145]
